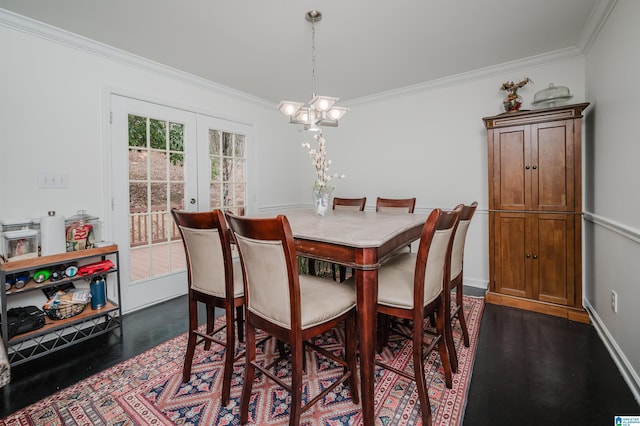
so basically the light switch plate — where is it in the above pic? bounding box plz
[38,172,69,189]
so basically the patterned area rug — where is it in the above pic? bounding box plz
[1,296,484,426]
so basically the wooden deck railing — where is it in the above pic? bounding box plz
[130,207,181,247]
[130,205,245,248]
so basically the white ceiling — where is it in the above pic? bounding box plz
[1,0,604,103]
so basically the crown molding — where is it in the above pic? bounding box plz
[577,0,618,54]
[346,46,585,106]
[0,8,273,109]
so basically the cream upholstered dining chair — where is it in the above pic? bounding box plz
[226,213,359,426]
[321,196,367,281]
[376,196,417,256]
[171,208,245,407]
[446,201,478,372]
[371,206,461,426]
[307,197,367,281]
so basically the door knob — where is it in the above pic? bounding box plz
[526,253,531,258]
[525,165,530,170]
[190,198,196,204]
[532,165,538,170]
[533,254,538,259]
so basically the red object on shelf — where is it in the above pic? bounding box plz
[77,259,114,276]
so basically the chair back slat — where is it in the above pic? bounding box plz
[179,227,227,297]
[233,234,292,328]
[376,197,416,213]
[412,207,461,308]
[423,227,455,305]
[226,213,301,331]
[333,197,366,211]
[171,209,236,301]
[450,202,478,279]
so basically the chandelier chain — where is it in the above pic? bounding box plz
[311,18,317,98]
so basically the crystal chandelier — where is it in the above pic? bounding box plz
[278,10,348,132]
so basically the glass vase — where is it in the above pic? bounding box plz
[312,186,334,217]
[503,92,523,112]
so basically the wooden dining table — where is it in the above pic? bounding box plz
[270,208,428,424]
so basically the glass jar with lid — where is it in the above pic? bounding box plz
[532,83,573,108]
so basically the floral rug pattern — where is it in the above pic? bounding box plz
[1,296,484,425]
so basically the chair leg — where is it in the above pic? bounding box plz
[204,305,215,351]
[222,306,236,406]
[236,305,245,343]
[182,297,199,382]
[455,286,470,347]
[289,339,304,426]
[436,306,453,388]
[345,314,360,404]
[339,265,348,282]
[376,313,390,353]
[240,323,257,425]
[413,318,433,426]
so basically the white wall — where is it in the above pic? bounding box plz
[324,57,586,289]
[0,14,300,226]
[584,0,640,401]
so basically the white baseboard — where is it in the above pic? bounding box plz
[583,298,640,405]
[464,277,489,290]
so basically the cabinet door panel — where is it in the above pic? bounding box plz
[493,127,530,210]
[493,213,530,298]
[534,214,575,306]
[532,121,575,211]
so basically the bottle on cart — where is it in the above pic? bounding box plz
[64,263,79,278]
[5,275,15,291]
[49,265,66,281]
[33,269,51,283]
[90,276,106,309]
[13,272,30,289]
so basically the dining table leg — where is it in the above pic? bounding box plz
[355,267,378,425]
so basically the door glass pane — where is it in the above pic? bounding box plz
[208,129,246,215]
[128,115,185,283]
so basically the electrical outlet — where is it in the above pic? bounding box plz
[611,290,618,313]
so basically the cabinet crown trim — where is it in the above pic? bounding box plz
[483,102,589,129]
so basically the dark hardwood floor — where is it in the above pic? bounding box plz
[1,288,638,424]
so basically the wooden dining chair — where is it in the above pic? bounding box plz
[375,197,416,214]
[226,213,360,426]
[375,197,418,328]
[333,196,367,211]
[324,197,367,281]
[372,206,461,426]
[171,208,245,407]
[446,201,478,372]
[307,197,367,281]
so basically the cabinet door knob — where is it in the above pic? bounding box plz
[526,253,531,258]
[533,254,538,259]
[525,165,530,170]
[190,198,196,204]
[532,165,538,170]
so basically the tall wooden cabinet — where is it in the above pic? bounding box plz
[483,103,589,323]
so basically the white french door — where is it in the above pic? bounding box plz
[110,95,197,312]
[109,94,254,313]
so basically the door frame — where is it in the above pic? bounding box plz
[103,89,255,313]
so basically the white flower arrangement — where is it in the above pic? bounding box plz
[302,133,345,190]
